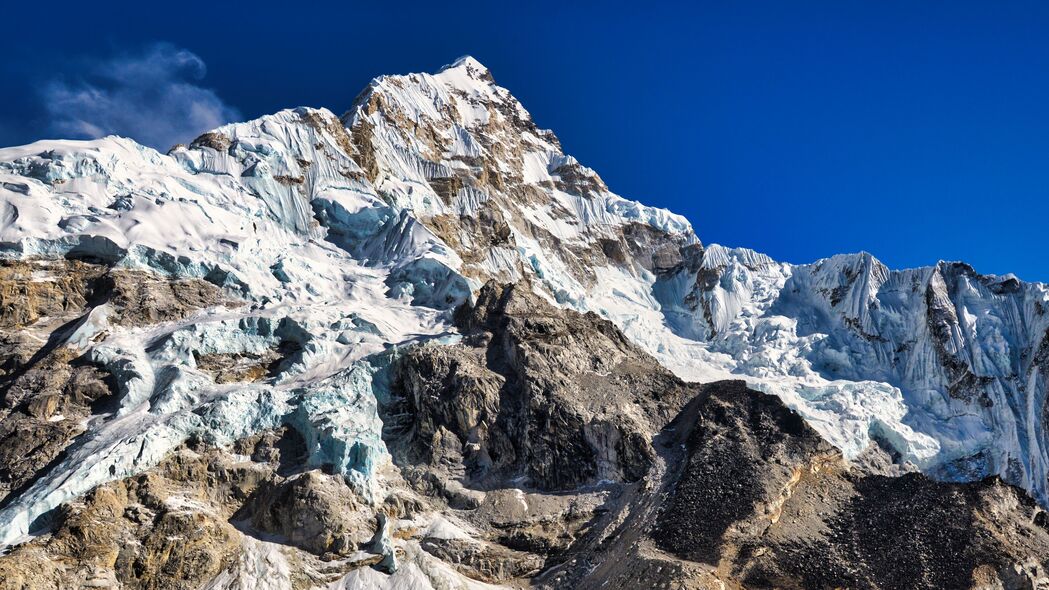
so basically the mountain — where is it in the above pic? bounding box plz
[0,56,1046,588]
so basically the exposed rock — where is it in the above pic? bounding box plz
[194,350,279,384]
[241,470,374,557]
[654,380,838,564]
[0,453,244,590]
[390,281,692,491]
[0,340,115,503]
[420,536,543,582]
[0,260,94,329]
[555,380,1049,590]
[101,269,228,326]
[0,259,230,330]
[0,428,389,589]
[189,131,233,153]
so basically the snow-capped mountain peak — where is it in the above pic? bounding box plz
[440,55,494,81]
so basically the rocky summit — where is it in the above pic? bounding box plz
[0,56,1046,588]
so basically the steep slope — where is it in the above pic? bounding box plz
[342,56,693,289]
[567,380,1049,590]
[0,56,1046,587]
[0,111,465,548]
[657,248,1049,502]
[336,56,1049,506]
[3,282,1043,589]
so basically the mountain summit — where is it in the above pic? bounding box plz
[441,55,494,79]
[0,59,1046,588]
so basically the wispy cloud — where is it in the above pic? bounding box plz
[42,43,241,150]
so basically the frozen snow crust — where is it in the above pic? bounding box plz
[1,55,1048,561]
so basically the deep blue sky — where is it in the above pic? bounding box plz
[1,1,1047,281]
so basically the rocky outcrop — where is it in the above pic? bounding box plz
[241,470,375,557]
[389,281,692,491]
[653,381,838,565]
[383,284,1049,589]
[193,350,280,384]
[0,259,232,507]
[0,428,389,590]
[0,259,227,331]
[554,380,1049,590]
[0,260,94,329]
[0,345,114,502]
[364,281,697,583]
[0,443,251,590]
[101,269,227,326]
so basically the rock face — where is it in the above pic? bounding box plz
[653,381,838,566]
[648,382,1049,590]
[392,294,1049,589]
[389,281,689,491]
[0,428,391,590]
[0,259,227,504]
[0,56,1046,588]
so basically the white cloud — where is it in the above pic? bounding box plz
[42,43,241,150]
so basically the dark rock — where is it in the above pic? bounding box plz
[391,281,691,491]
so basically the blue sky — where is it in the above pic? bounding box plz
[1,1,1047,280]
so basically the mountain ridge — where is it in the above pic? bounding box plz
[0,56,1046,588]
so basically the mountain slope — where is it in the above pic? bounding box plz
[0,56,1046,588]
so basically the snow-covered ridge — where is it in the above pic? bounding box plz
[659,247,1049,499]
[0,55,1048,572]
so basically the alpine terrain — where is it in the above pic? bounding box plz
[0,56,1046,589]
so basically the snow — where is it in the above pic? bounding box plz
[422,516,476,541]
[203,536,294,590]
[328,542,504,590]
